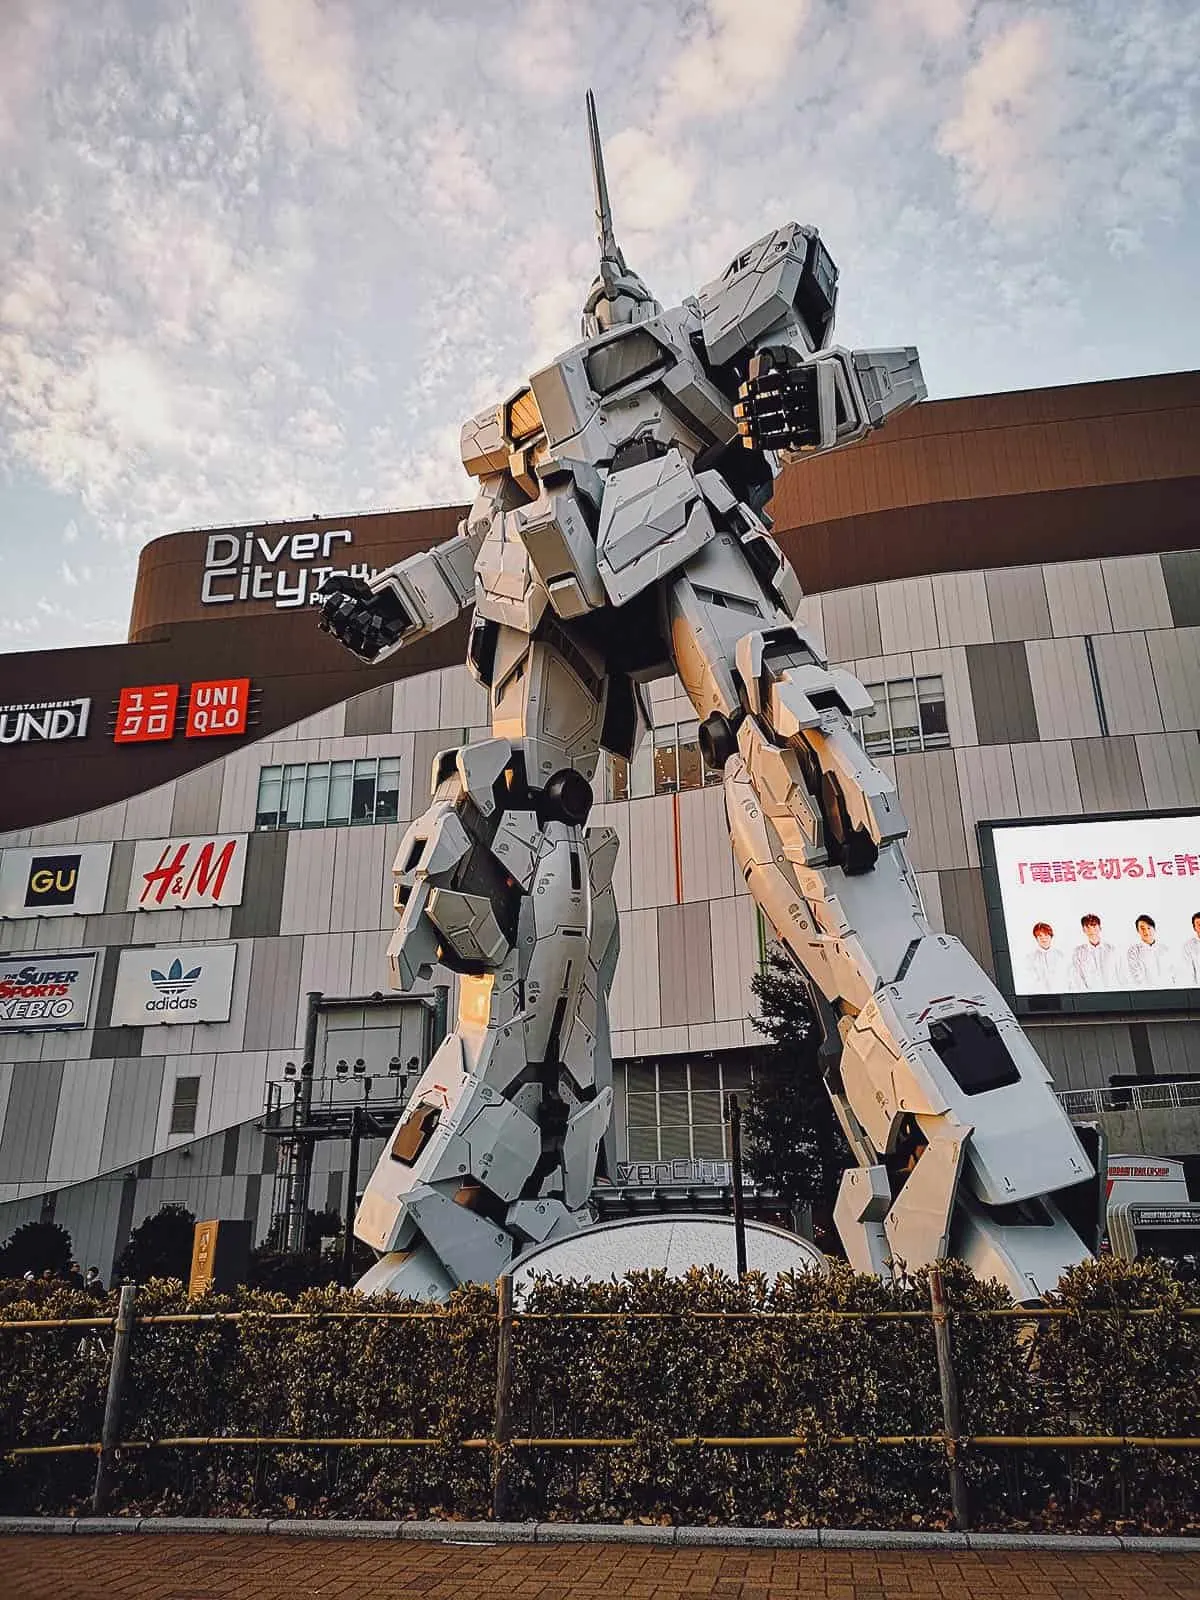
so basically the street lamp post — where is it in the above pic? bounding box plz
[725,1092,748,1279]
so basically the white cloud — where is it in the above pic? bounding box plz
[0,0,1197,652]
[246,0,359,147]
[937,13,1063,225]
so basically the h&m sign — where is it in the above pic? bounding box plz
[0,698,90,745]
[128,836,247,912]
[201,528,380,610]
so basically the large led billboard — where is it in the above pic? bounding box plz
[981,812,1200,1009]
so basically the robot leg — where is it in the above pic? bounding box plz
[353,737,618,1300]
[703,619,1094,1301]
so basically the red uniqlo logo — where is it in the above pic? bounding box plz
[186,678,250,739]
[114,684,179,744]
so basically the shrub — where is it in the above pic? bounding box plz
[0,1258,1194,1531]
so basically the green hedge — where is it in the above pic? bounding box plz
[0,1258,1195,1532]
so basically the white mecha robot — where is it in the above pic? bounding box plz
[318,95,1096,1304]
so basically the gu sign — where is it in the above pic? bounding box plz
[128,836,247,912]
[200,528,379,610]
[0,952,100,1030]
[0,697,90,745]
[0,843,113,919]
[111,943,238,1026]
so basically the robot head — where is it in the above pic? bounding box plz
[581,91,661,338]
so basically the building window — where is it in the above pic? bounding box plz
[169,1076,201,1136]
[623,1054,754,1162]
[861,675,949,756]
[255,757,403,830]
[605,723,724,802]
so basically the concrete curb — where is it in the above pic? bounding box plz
[0,1516,1194,1553]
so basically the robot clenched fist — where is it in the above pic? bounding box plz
[318,94,1095,1304]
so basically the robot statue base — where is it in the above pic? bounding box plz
[320,93,1096,1308]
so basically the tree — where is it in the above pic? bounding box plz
[0,1219,73,1279]
[744,948,851,1236]
[114,1203,196,1284]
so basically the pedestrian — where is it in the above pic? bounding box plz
[66,1261,86,1292]
[84,1266,104,1294]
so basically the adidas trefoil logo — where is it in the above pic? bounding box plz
[149,958,202,997]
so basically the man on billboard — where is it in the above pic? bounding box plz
[1126,915,1176,988]
[1183,913,1200,986]
[1071,914,1124,991]
[1025,922,1068,993]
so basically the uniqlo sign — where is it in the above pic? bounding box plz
[128,835,247,911]
[114,684,179,743]
[186,679,249,739]
[113,679,251,744]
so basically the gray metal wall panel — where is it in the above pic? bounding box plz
[1072,737,1147,813]
[964,642,1039,746]
[1044,562,1113,636]
[98,1057,166,1173]
[877,578,939,654]
[954,745,1021,867]
[1009,741,1083,817]
[1134,733,1200,809]
[1026,1024,1135,1092]
[626,797,676,910]
[1091,632,1164,735]
[677,786,739,904]
[229,830,289,940]
[344,684,394,738]
[937,869,994,977]
[822,586,882,662]
[81,912,135,948]
[106,842,134,914]
[243,1172,262,1229]
[1146,627,1200,732]
[1101,556,1173,633]
[984,567,1052,642]
[89,946,143,1060]
[915,871,943,930]
[1145,1021,1200,1078]
[1026,639,1103,741]
[89,1025,144,1060]
[932,571,992,647]
[242,936,304,1052]
[657,901,715,1028]
[1160,551,1200,629]
[45,1059,114,1187]
[891,750,968,871]
[169,763,224,837]
[0,1061,64,1182]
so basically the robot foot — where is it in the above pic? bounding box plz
[355,1244,456,1302]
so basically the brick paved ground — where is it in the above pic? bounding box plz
[2,1536,1198,1600]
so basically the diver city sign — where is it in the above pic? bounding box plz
[200,528,381,610]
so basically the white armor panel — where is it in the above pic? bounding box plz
[596,449,717,605]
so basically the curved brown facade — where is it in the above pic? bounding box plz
[2,369,1197,836]
[128,370,1200,639]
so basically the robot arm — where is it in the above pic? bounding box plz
[695,221,925,461]
[734,344,925,459]
[318,522,480,663]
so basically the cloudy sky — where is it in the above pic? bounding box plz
[1,0,1197,653]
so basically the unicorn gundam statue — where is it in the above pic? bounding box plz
[318,94,1096,1303]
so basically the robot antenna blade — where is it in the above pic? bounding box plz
[585,89,620,264]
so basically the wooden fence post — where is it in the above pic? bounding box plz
[92,1283,137,1516]
[491,1273,515,1521]
[928,1264,970,1531]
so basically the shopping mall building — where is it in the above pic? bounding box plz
[2,369,1199,1276]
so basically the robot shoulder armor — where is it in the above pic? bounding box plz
[697,222,835,367]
